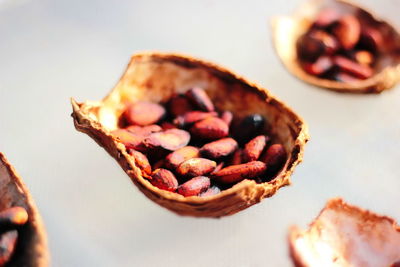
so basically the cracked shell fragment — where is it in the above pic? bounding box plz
[71,52,308,217]
[289,198,400,267]
[0,153,49,266]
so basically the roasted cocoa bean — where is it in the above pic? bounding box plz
[126,124,162,135]
[111,129,145,151]
[200,138,238,159]
[150,169,178,192]
[123,101,166,126]
[177,176,210,197]
[176,158,216,178]
[164,146,200,170]
[260,144,287,175]
[190,117,229,140]
[173,111,218,128]
[199,186,221,197]
[129,150,152,175]
[303,56,334,76]
[144,129,190,151]
[220,111,233,127]
[212,161,267,184]
[168,94,194,117]
[310,30,340,55]
[296,33,325,62]
[334,55,373,79]
[0,230,18,266]
[185,87,214,112]
[332,15,361,50]
[242,135,269,162]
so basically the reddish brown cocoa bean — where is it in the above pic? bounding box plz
[177,176,211,197]
[144,129,190,151]
[0,230,18,266]
[164,146,200,170]
[126,124,162,135]
[228,149,243,166]
[150,169,178,192]
[200,138,238,159]
[190,117,229,140]
[212,161,267,184]
[0,207,28,228]
[173,111,218,127]
[123,101,166,126]
[176,158,216,178]
[303,56,334,76]
[314,8,339,28]
[199,186,221,197]
[334,56,373,79]
[354,50,373,66]
[310,30,340,55]
[220,111,233,127]
[242,135,270,162]
[332,15,361,50]
[129,150,152,175]
[112,129,145,151]
[296,33,325,62]
[168,94,194,117]
[260,144,287,174]
[185,87,214,112]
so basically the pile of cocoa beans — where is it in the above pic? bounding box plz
[0,206,28,265]
[112,87,286,197]
[296,8,382,82]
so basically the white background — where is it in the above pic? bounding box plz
[0,0,399,266]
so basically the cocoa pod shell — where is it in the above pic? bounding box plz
[0,153,49,266]
[71,52,308,217]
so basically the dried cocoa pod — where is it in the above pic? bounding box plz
[177,176,210,197]
[334,56,373,79]
[0,207,28,230]
[168,94,194,117]
[0,153,48,265]
[242,135,269,163]
[302,56,334,76]
[150,169,178,192]
[354,50,373,66]
[332,15,361,50]
[144,129,190,151]
[176,158,216,178]
[123,101,166,126]
[260,144,287,175]
[71,52,308,217]
[173,111,218,128]
[296,33,325,62]
[126,124,162,135]
[199,186,221,197]
[313,8,339,28]
[0,230,18,266]
[164,146,200,170]
[233,114,265,144]
[212,161,267,184]
[185,87,214,112]
[190,117,229,140]
[129,150,152,175]
[200,138,238,159]
[220,111,233,127]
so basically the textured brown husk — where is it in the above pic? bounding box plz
[272,0,400,94]
[71,52,309,217]
[0,153,49,266]
[289,198,400,267]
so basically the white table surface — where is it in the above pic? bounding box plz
[0,0,399,266]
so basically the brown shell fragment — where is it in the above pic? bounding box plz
[0,153,48,265]
[150,169,178,192]
[124,101,166,126]
[289,198,400,267]
[212,161,267,184]
[190,117,229,140]
[185,87,215,112]
[242,135,269,163]
[272,0,400,93]
[176,158,216,178]
[164,146,200,170]
[200,138,238,159]
[177,176,211,197]
[143,129,190,151]
[71,52,308,217]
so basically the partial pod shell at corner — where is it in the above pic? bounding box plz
[272,0,400,93]
[0,153,49,266]
[71,52,309,217]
